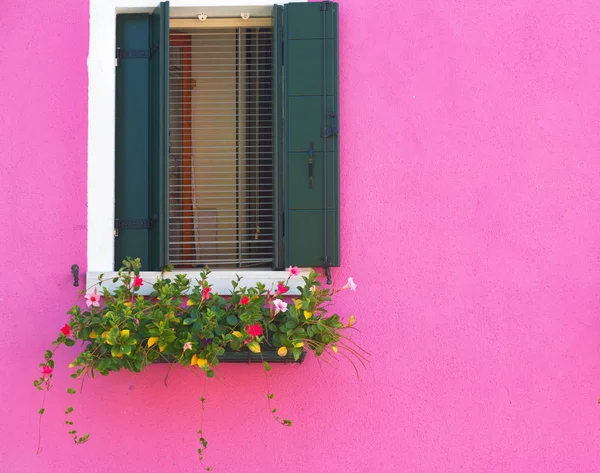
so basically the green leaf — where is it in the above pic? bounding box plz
[293,348,303,361]
[226,315,238,325]
[38,408,45,415]
[206,370,215,378]
[263,361,271,372]
[64,338,75,347]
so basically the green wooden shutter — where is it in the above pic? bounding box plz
[115,14,152,270]
[149,1,169,270]
[114,2,169,271]
[283,1,340,268]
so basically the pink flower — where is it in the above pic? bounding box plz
[85,288,101,308]
[201,286,211,301]
[132,276,144,288]
[240,295,249,305]
[245,323,263,338]
[272,299,288,315]
[41,365,53,380]
[287,266,301,277]
[342,277,357,291]
[60,324,72,337]
[275,283,288,296]
[183,342,192,352]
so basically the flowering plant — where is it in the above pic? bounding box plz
[34,258,364,468]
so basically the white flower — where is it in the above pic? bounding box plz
[272,299,288,315]
[342,277,357,291]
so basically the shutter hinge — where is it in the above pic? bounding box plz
[115,43,159,66]
[114,215,157,237]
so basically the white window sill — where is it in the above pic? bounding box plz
[86,270,310,296]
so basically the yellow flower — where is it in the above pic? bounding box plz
[247,341,261,353]
[191,354,208,367]
[68,363,75,368]
[186,299,194,307]
[120,329,130,338]
[294,299,302,311]
[147,336,159,348]
[293,341,304,348]
[124,302,132,308]
[232,331,243,338]
[303,310,312,320]
[89,331,97,339]
[101,331,112,345]
[277,346,288,357]
[346,315,356,327]
[331,345,338,353]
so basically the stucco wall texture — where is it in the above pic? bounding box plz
[2,0,600,471]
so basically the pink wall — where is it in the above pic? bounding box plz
[2,0,600,471]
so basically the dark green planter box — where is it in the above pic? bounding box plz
[218,349,306,364]
[154,349,306,364]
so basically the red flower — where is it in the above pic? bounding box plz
[275,283,288,296]
[201,286,212,301]
[41,365,53,380]
[245,323,263,338]
[240,295,249,305]
[60,324,72,337]
[132,276,144,288]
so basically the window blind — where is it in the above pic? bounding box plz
[167,27,273,269]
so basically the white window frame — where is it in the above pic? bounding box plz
[87,0,307,294]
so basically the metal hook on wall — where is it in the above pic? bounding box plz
[324,267,332,285]
[71,264,79,287]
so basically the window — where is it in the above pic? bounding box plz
[168,25,274,269]
[113,1,340,273]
